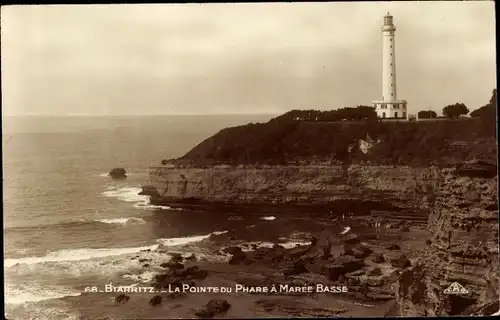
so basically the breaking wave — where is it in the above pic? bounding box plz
[122,271,157,283]
[227,240,311,252]
[94,217,145,225]
[157,231,227,247]
[4,244,159,268]
[261,216,276,221]
[339,226,351,235]
[5,283,81,305]
[101,186,171,210]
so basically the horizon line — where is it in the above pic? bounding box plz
[2,112,282,117]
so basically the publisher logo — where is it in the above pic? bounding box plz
[443,282,469,295]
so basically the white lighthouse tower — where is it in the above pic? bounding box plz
[372,13,407,119]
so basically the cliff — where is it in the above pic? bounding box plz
[395,160,499,316]
[142,165,441,210]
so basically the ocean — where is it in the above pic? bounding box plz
[3,114,316,319]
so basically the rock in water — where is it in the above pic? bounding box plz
[222,246,243,255]
[229,251,248,265]
[342,234,360,245]
[364,276,385,287]
[386,243,401,250]
[115,294,130,304]
[149,295,162,306]
[139,184,161,198]
[169,253,184,263]
[180,266,209,280]
[109,167,127,179]
[368,267,382,276]
[186,253,197,261]
[195,299,231,318]
[322,256,365,281]
[372,253,385,263]
[351,244,373,259]
[390,255,411,269]
[206,299,231,313]
[164,262,184,270]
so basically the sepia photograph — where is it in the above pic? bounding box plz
[2,1,498,319]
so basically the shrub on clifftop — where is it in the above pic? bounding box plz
[442,103,469,118]
[275,105,377,122]
[470,89,496,137]
[417,110,437,119]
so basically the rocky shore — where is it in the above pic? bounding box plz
[131,160,499,317]
[70,213,431,319]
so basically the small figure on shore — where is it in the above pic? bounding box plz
[322,239,331,259]
[360,282,369,300]
[375,221,381,239]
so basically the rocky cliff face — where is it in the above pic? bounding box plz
[141,164,440,208]
[395,161,499,316]
[141,161,498,316]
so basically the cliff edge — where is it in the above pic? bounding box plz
[394,160,499,316]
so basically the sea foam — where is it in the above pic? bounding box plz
[4,244,159,268]
[339,226,351,235]
[122,271,157,283]
[95,217,145,225]
[261,216,276,221]
[157,231,227,247]
[230,240,312,252]
[102,186,171,210]
[5,230,229,269]
[5,283,81,305]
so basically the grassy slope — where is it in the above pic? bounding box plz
[176,116,496,167]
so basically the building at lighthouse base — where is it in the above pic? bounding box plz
[372,99,408,119]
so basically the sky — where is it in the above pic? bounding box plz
[1,2,496,116]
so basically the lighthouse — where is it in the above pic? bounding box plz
[372,13,407,119]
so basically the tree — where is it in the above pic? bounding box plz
[481,89,497,137]
[417,110,437,119]
[471,89,496,118]
[470,88,496,137]
[489,88,497,107]
[332,106,377,121]
[470,104,493,118]
[270,106,377,122]
[442,103,469,118]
